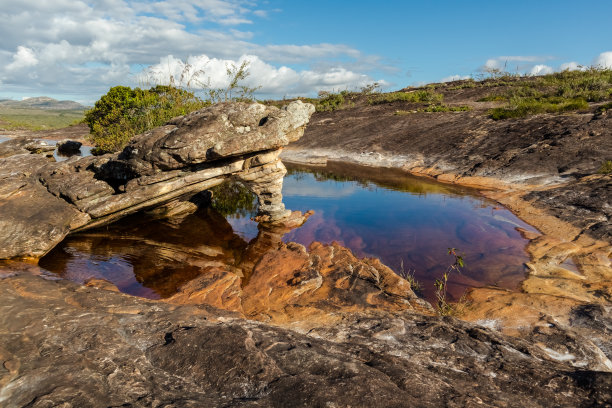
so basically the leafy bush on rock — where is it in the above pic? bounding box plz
[84,85,208,154]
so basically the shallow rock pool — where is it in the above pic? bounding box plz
[40,162,537,302]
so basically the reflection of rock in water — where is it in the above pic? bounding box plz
[39,207,312,299]
[40,207,246,298]
[164,210,434,324]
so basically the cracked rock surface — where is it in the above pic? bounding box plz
[1,272,610,408]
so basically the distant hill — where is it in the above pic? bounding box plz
[0,97,87,111]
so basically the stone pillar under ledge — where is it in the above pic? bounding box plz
[237,159,292,223]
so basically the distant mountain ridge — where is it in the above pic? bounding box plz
[0,97,87,110]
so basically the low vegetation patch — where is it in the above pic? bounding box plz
[394,105,471,115]
[477,95,507,102]
[313,90,351,112]
[422,104,471,112]
[0,107,84,130]
[298,83,382,112]
[482,68,612,120]
[596,101,612,114]
[368,89,443,105]
[488,97,589,120]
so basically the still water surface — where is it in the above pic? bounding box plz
[39,162,537,302]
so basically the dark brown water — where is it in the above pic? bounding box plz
[39,162,538,302]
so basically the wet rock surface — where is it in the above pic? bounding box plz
[1,272,611,408]
[524,174,612,242]
[284,91,611,244]
[0,101,314,259]
[168,239,433,325]
[283,87,611,351]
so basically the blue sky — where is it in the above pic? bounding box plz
[1,0,611,104]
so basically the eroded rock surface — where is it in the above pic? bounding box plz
[1,272,611,408]
[168,240,432,325]
[524,174,612,242]
[0,101,314,259]
[121,101,314,175]
[0,153,90,259]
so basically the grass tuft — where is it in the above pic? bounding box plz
[598,160,612,174]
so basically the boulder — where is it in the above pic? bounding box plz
[118,100,315,176]
[56,139,83,155]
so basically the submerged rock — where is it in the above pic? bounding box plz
[168,240,432,325]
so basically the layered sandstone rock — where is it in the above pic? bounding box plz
[0,101,314,259]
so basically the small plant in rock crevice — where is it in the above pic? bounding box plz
[598,160,612,174]
[434,248,465,316]
[397,259,422,296]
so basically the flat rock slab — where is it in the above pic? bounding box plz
[0,273,610,407]
[0,154,90,259]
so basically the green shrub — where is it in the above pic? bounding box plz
[84,85,208,153]
[315,91,347,112]
[368,90,443,105]
[86,59,261,153]
[209,179,257,218]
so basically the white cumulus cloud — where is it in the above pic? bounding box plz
[440,74,471,82]
[0,0,390,101]
[483,55,552,72]
[529,64,553,76]
[593,51,612,69]
[140,54,387,98]
[6,46,39,70]
[559,61,586,71]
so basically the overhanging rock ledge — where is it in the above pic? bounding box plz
[0,100,315,259]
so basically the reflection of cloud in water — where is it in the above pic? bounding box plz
[283,181,357,198]
[226,216,259,241]
[490,214,537,231]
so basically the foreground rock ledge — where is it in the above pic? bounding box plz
[0,101,315,259]
[1,272,610,407]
